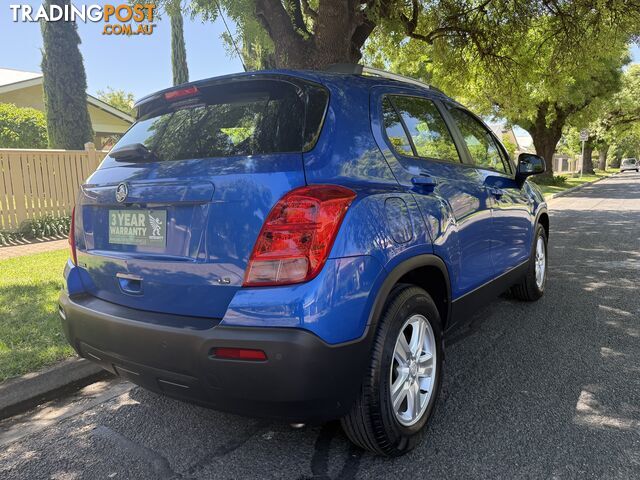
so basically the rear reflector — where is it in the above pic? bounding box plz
[164,86,199,101]
[243,185,356,287]
[211,348,267,361]
[69,206,78,266]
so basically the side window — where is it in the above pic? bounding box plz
[391,96,461,164]
[448,108,510,174]
[382,98,413,155]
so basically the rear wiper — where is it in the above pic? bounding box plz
[109,143,159,162]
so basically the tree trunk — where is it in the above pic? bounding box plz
[530,132,561,180]
[522,102,566,180]
[598,144,609,170]
[255,0,373,69]
[582,142,595,174]
[169,4,189,86]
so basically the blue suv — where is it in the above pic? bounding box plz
[59,66,548,456]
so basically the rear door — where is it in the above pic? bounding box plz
[74,76,328,318]
[375,92,496,298]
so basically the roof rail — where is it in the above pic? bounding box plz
[326,63,442,93]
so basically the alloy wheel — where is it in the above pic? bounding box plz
[390,314,437,426]
[535,236,546,290]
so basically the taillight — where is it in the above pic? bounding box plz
[164,86,199,101]
[243,185,356,287]
[68,206,77,266]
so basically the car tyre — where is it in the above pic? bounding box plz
[341,285,443,456]
[511,223,547,301]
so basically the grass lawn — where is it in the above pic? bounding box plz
[0,248,73,382]
[534,169,619,198]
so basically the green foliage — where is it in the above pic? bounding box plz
[0,249,74,381]
[190,1,640,72]
[21,215,71,239]
[131,0,190,84]
[0,231,21,247]
[96,88,135,116]
[0,215,70,246]
[502,137,518,159]
[611,127,640,164]
[40,0,93,150]
[169,2,189,85]
[533,175,568,187]
[0,103,48,148]
[191,0,275,69]
[366,7,634,175]
[575,64,640,149]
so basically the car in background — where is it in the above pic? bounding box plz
[620,158,639,172]
[59,65,549,456]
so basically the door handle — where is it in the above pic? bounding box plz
[117,273,143,295]
[411,175,438,188]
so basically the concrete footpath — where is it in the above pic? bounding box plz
[0,239,68,260]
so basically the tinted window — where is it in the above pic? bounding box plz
[391,96,461,164]
[382,98,413,155]
[111,80,327,161]
[449,108,510,174]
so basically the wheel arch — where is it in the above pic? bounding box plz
[368,255,452,331]
[536,208,550,240]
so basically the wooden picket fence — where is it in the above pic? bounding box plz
[0,144,107,231]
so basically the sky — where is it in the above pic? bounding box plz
[0,2,638,103]
[0,1,244,99]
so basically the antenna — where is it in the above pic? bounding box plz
[214,0,247,72]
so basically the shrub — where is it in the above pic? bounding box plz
[0,230,21,246]
[21,215,71,238]
[0,103,48,149]
[533,175,568,186]
[0,215,70,246]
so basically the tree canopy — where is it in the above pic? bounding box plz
[193,0,640,71]
[574,64,640,169]
[364,4,636,175]
[97,88,136,116]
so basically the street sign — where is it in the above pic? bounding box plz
[580,129,589,141]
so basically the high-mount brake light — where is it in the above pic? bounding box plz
[164,86,199,101]
[69,206,78,266]
[243,185,356,287]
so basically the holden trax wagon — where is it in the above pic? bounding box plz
[59,65,549,456]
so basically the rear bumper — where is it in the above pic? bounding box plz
[58,292,371,422]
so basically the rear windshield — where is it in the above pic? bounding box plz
[107,78,328,162]
[622,159,637,164]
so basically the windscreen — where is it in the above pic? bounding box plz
[109,79,328,162]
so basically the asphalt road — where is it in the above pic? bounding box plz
[2,173,639,480]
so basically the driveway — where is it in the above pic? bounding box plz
[1,173,639,479]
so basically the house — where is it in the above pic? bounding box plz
[0,67,133,149]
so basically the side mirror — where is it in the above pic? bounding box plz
[516,153,546,186]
